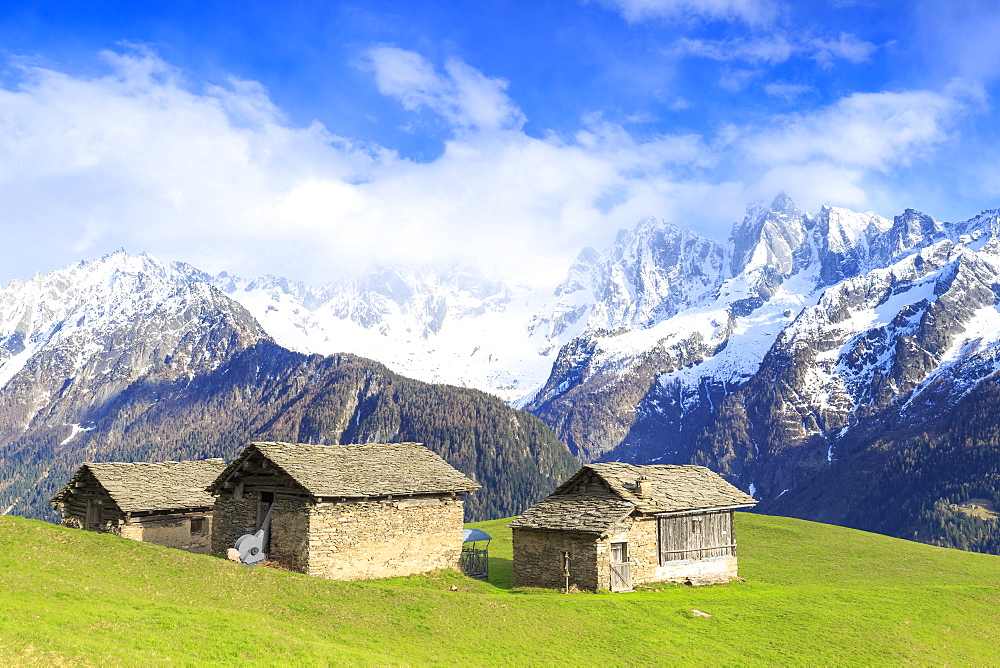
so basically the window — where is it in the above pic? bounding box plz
[190,517,204,534]
[692,518,702,534]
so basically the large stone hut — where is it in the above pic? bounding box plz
[49,458,227,554]
[509,463,756,592]
[208,441,480,580]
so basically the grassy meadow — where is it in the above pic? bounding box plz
[2,512,1000,665]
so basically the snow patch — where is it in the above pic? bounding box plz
[60,423,95,446]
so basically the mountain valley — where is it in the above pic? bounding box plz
[3,195,1000,552]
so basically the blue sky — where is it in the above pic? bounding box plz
[1,0,999,286]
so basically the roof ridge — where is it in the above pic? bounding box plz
[211,441,479,498]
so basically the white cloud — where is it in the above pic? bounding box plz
[718,67,763,92]
[596,0,778,25]
[0,47,986,291]
[809,32,879,68]
[763,81,813,101]
[741,79,986,211]
[671,31,878,68]
[673,35,794,65]
[744,81,983,170]
[0,48,727,288]
[362,46,525,131]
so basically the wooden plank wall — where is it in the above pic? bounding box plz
[58,470,125,528]
[658,510,734,562]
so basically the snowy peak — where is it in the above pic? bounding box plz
[548,216,729,334]
[211,262,546,402]
[730,193,810,278]
[0,250,268,448]
[0,250,202,376]
[873,208,947,260]
[819,206,892,255]
[814,206,893,284]
[554,247,599,299]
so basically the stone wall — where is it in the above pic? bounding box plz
[608,516,656,585]
[211,497,258,555]
[119,514,213,554]
[269,499,310,572]
[306,496,464,580]
[511,529,600,591]
[653,555,738,582]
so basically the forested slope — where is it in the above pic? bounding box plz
[3,345,576,523]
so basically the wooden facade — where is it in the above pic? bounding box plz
[208,441,480,580]
[658,509,736,562]
[510,464,756,591]
[49,459,227,554]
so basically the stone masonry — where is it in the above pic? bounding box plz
[306,496,464,580]
[512,530,599,591]
[120,515,213,554]
[210,497,259,555]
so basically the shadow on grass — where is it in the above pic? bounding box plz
[487,557,513,590]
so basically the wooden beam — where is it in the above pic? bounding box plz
[233,475,297,486]
[243,485,301,494]
[275,493,310,502]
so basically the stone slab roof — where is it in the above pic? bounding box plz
[51,459,226,513]
[211,441,480,498]
[557,463,757,514]
[507,494,635,534]
[510,463,756,535]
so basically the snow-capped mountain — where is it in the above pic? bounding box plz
[523,195,1000,549]
[0,252,574,522]
[210,266,554,402]
[529,196,1000,466]
[0,252,265,444]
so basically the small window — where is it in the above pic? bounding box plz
[692,518,702,534]
[190,518,204,534]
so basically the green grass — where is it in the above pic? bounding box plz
[2,513,1000,665]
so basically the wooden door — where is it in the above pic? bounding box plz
[85,499,102,531]
[610,542,632,592]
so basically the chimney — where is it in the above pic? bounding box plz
[636,476,652,499]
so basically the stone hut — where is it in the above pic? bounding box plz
[49,458,227,554]
[509,463,756,592]
[208,441,480,580]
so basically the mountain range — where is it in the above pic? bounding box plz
[3,194,1000,552]
[0,254,577,522]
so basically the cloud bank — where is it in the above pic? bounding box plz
[597,0,778,26]
[0,47,984,288]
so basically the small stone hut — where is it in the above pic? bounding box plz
[510,463,756,592]
[49,458,227,554]
[208,441,480,580]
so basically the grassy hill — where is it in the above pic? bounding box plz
[2,513,1000,665]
